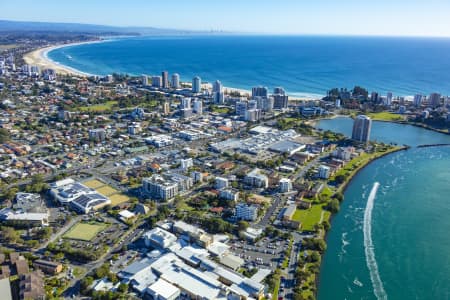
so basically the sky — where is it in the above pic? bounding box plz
[2,0,450,37]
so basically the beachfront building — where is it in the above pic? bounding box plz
[192,76,201,93]
[171,73,180,89]
[162,71,169,88]
[352,115,372,143]
[213,80,224,104]
[252,86,268,98]
[152,76,162,88]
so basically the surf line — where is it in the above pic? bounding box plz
[363,182,388,300]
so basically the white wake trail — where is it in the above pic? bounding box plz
[363,182,388,300]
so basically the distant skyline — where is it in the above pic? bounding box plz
[2,0,450,37]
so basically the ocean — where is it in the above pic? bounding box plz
[316,118,450,300]
[47,35,450,98]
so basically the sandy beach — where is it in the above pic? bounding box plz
[23,41,102,77]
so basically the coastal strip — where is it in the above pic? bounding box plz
[23,40,107,76]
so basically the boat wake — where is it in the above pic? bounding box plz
[363,182,388,300]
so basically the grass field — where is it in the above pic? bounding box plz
[79,101,117,112]
[367,112,405,122]
[292,204,330,231]
[109,194,130,206]
[96,185,119,197]
[83,179,105,189]
[63,222,108,241]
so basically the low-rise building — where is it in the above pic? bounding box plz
[33,260,63,275]
[219,188,239,201]
[143,228,177,249]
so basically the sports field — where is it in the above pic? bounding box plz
[63,222,108,241]
[83,179,105,189]
[109,194,130,206]
[96,185,119,197]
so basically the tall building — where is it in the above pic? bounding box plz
[429,93,441,108]
[152,76,162,88]
[192,76,201,93]
[413,94,423,107]
[141,75,148,86]
[181,97,191,109]
[386,92,393,106]
[252,86,268,98]
[235,101,248,118]
[163,101,170,115]
[273,87,286,95]
[162,71,169,88]
[273,87,289,109]
[213,80,225,104]
[318,165,331,179]
[370,92,379,103]
[193,99,203,114]
[351,115,372,143]
[171,73,180,89]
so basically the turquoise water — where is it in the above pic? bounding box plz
[317,118,450,300]
[48,36,450,97]
[316,117,450,147]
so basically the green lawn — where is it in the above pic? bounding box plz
[292,204,329,231]
[63,222,108,241]
[272,276,281,300]
[367,112,404,122]
[79,101,117,112]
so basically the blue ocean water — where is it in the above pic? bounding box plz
[316,118,450,300]
[48,35,450,97]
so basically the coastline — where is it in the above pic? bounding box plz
[22,39,107,77]
[315,145,408,298]
[22,40,324,101]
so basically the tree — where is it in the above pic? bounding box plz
[2,227,19,243]
[237,220,249,232]
[0,128,10,143]
[326,199,340,213]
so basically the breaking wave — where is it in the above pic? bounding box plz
[363,182,388,300]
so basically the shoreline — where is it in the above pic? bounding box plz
[22,40,324,100]
[23,39,108,77]
[315,145,408,298]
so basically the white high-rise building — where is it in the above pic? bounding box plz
[142,75,148,86]
[192,76,201,93]
[193,99,203,114]
[171,73,180,89]
[318,165,331,179]
[213,80,224,104]
[235,101,248,118]
[181,97,191,109]
[386,92,393,106]
[352,115,372,143]
[180,158,193,170]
